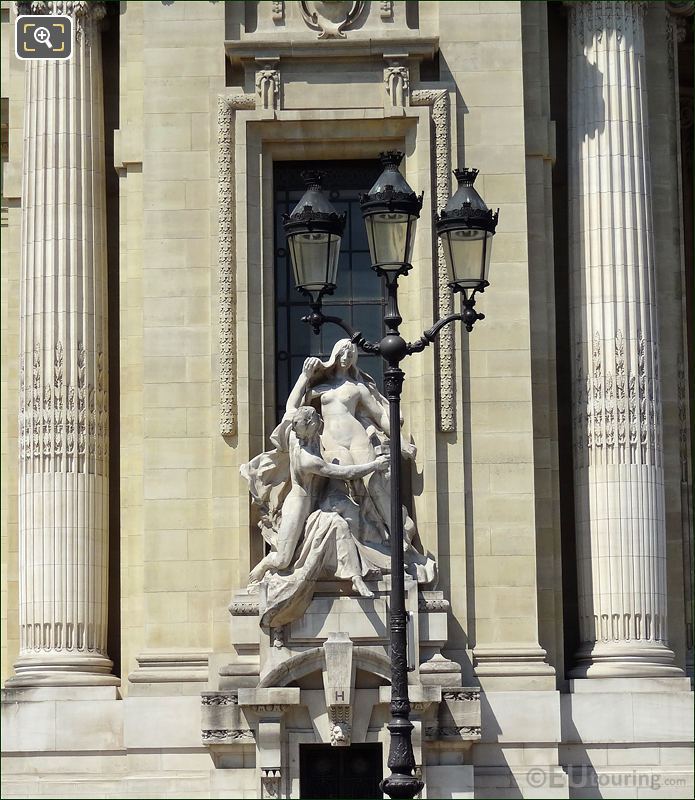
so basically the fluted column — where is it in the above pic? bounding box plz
[568,1,681,677]
[10,1,117,685]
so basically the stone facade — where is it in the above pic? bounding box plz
[1,1,693,798]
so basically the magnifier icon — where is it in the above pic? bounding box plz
[34,26,52,49]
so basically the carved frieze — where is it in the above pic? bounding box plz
[201,728,255,743]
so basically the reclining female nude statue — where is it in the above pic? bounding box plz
[240,340,436,628]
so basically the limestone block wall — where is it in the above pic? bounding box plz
[128,0,227,683]
[116,0,145,692]
[438,0,553,686]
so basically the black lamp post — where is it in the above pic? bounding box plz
[284,152,498,800]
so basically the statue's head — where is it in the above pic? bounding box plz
[327,338,358,373]
[291,405,322,441]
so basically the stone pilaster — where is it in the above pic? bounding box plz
[567,1,681,677]
[9,1,117,685]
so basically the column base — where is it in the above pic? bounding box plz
[570,640,684,678]
[6,652,120,687]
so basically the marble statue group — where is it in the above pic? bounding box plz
[241,339,436,628]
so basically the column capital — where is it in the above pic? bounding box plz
[15,0,107,37]
[566,0,647,44]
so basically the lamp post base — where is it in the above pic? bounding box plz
[380,773,424,800]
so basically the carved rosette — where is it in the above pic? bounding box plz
[567,1,678,676]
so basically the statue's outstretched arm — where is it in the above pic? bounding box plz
[299,450,388,481]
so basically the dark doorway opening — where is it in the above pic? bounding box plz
[299,742,383,799]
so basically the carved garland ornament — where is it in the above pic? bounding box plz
[574,331,661,466]
[411,89,455,432]
[19,342,108,474]
[218,94,256,436]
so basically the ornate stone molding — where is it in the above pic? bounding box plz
[218,94,256,436]
[229,598,260,616]
[441,689,479,702]
[424,725,481,740]
[201,692,239,706]
[418,594,450,613]
[201,728,255,743]
[299,0,365,39]
[410,88,454,432]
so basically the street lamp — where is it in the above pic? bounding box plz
[283,151,498,800]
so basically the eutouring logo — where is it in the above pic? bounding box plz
[16,15,72,60]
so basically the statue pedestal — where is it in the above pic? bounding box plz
[203,579,480,797]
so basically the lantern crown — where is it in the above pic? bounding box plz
[436,168,498,235]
